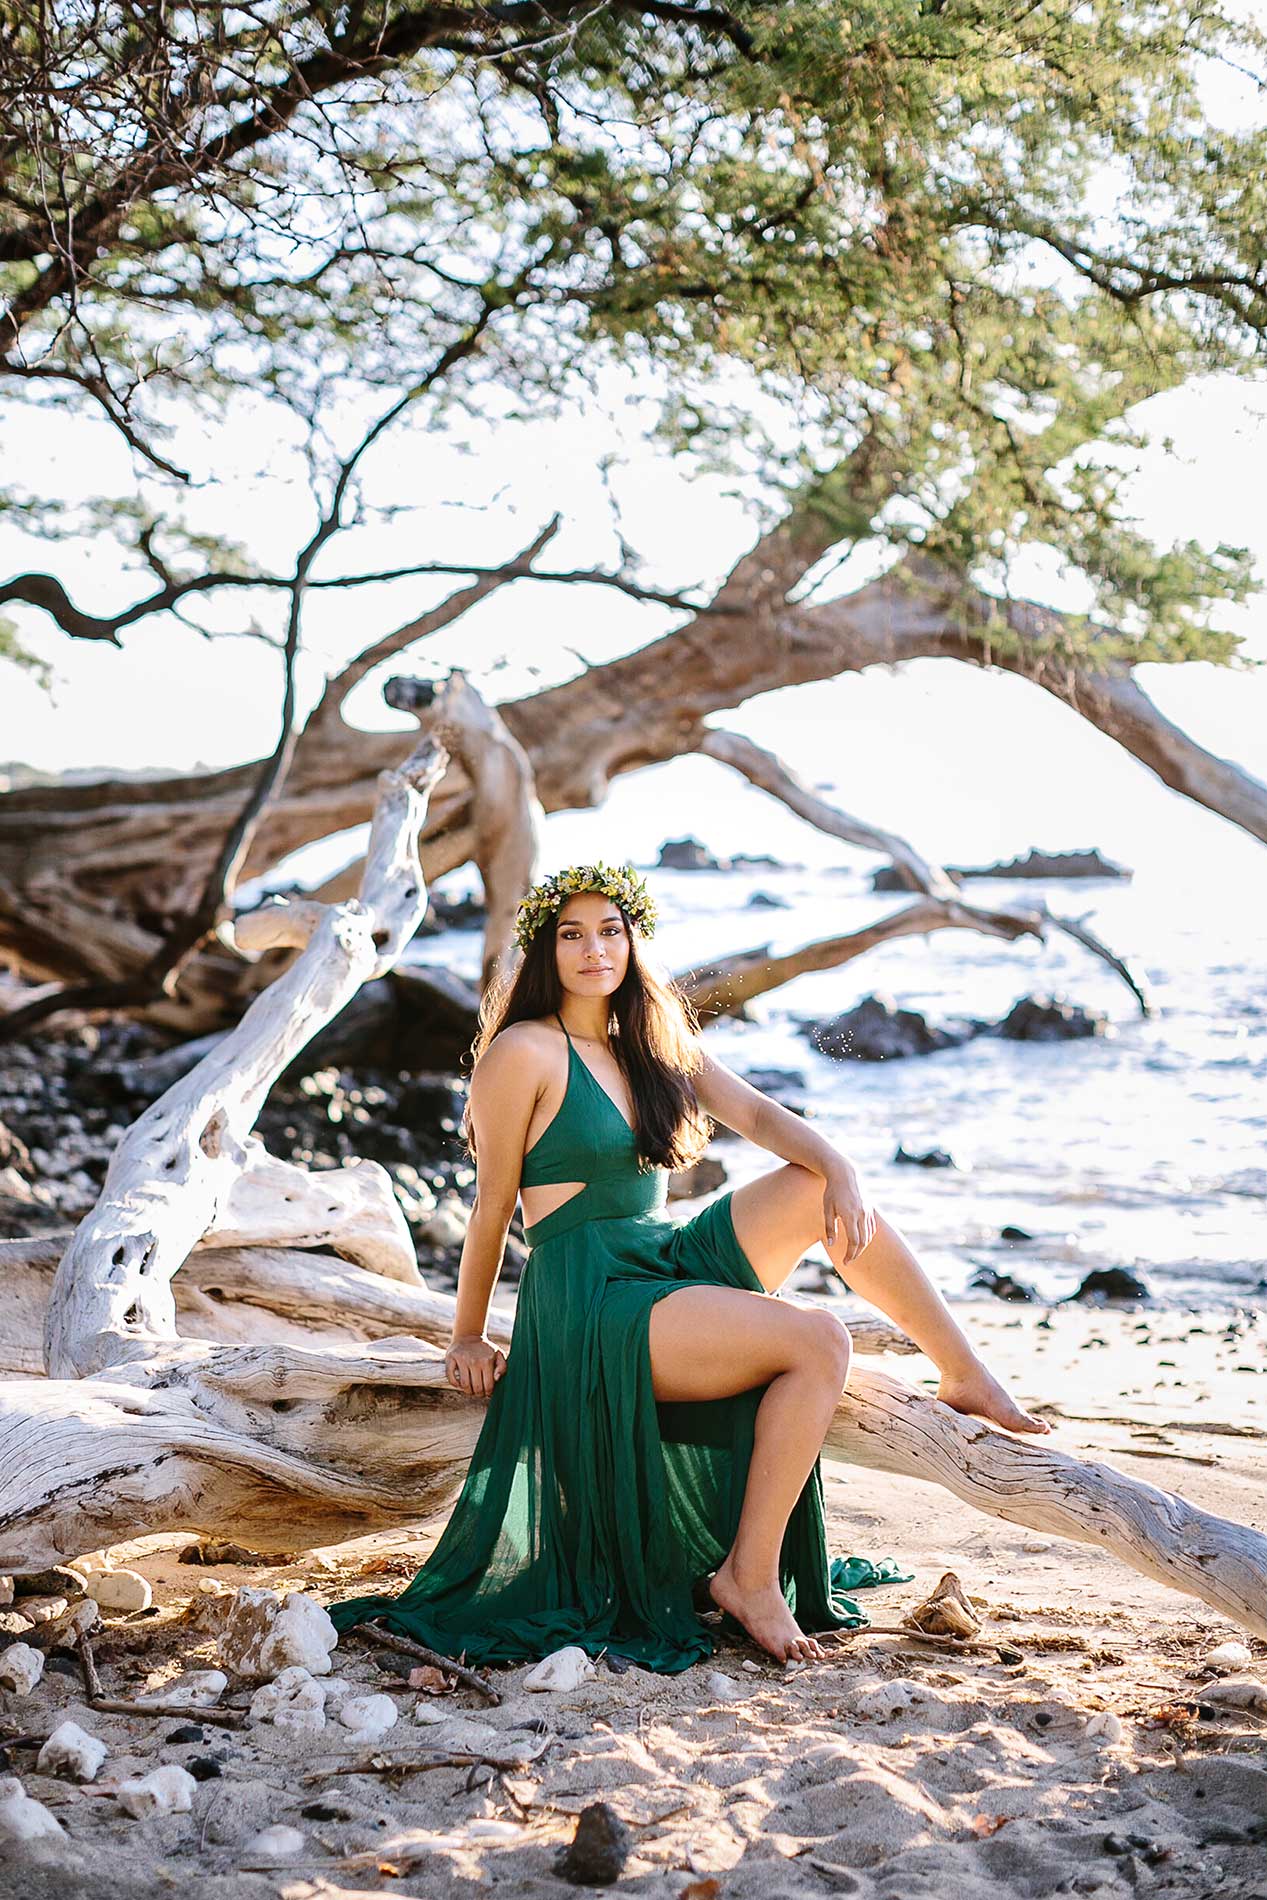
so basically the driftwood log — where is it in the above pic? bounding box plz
[2,658,1263,1631]
[2,1317,1265,1638]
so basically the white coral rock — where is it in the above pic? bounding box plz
[1204,1641,1253,1675]
[249,1665,329,1736]
[523,1646,596,1693]
[0,1775,65,1844]
[214,1588,337,1681]
[86,1568,152,1613]
[0,1643,44,1695]
[116,1764,197,1819]
[36,1721,107,1783]
[337,1693,398,1743]
[244,1823,306,1862]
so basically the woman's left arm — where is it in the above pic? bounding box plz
[694,1052,877,1263]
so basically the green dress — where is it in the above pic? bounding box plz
[327,1017,909,1673]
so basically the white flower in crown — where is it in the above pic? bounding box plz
[513,861,657,952]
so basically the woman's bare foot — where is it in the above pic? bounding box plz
[708,1552,827,1663]
[937,1360,1052,1435]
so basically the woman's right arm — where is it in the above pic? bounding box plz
[446,1027,542,1398]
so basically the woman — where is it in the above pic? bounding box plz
[329,862,1049,1671]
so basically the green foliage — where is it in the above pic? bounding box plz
[0,617,49,687]
[2,0,1266,669]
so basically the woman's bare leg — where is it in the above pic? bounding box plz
[728,1163,1050,1435]
[647,1283,852,1662]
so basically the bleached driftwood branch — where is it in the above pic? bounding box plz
[695,726,1153,1014]
[1,1340,1264,1637]
[423,667,542,991]
[678,897,1041,1022]
[43,702,452,1380]
[0,1234,918,1377]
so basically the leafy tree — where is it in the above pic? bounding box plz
[2,0,1265,671]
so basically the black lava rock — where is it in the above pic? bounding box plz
[806,995,978,1063]
[894,1144,958,1169]
[994,995,1108,1041]
[1068,1267,1150,1303]
[656,836,727,871]
[554,1801,632,1885]
[971,1266,1038,1303]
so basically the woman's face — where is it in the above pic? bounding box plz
[554,892,631,997]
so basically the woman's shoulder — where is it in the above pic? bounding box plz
[473,1018,564,1081]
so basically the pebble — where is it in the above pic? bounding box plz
[0,1578,11,1607]
[35,1720,108,1783]
[1204,1641,1253,1675]
[0,1642,45,1695]
[1084,1711,1124,1744]
[413,1700,448,1725]
[86,1568,152,1613]
[0,1775,65,1844]
[705,1671,746,1702]
[524,1646,597,1693]
[116,1764,197,1818]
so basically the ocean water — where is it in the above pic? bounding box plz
[409,858,1267,1311]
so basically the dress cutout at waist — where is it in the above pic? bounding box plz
[520,1017,666,1245]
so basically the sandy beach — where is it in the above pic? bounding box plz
[3,1301,1264,1900]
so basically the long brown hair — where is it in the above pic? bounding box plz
[463,900,712,1172]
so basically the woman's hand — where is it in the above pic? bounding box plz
[445,1332,508,1399]
[822,1159,877,1266]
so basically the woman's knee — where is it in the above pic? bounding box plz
[797,1306,853,1386]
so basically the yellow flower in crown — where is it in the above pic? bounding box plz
[513,861,658,953]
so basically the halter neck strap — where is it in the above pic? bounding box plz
[555,1012,575,1049]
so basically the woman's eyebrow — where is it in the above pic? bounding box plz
[558,912,623,925]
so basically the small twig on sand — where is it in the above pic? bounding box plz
[76,1629,244,1728]
[302,1739,548,1783]
[348,1620,501,1703]
[815,1624,1020,1657]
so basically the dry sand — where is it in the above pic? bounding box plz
[3,1302,1265,1900]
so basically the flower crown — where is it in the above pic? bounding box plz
[513,861,657,953]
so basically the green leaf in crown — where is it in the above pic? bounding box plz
[513,861,657,952]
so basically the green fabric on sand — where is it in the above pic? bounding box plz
[327,1017,911,1673]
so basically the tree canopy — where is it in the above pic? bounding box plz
[3,0,1266,676]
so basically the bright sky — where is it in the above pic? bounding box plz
[3,21,1266,889]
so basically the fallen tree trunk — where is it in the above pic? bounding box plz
[1,1343,1263,1637]
[2,506,1261,1027]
